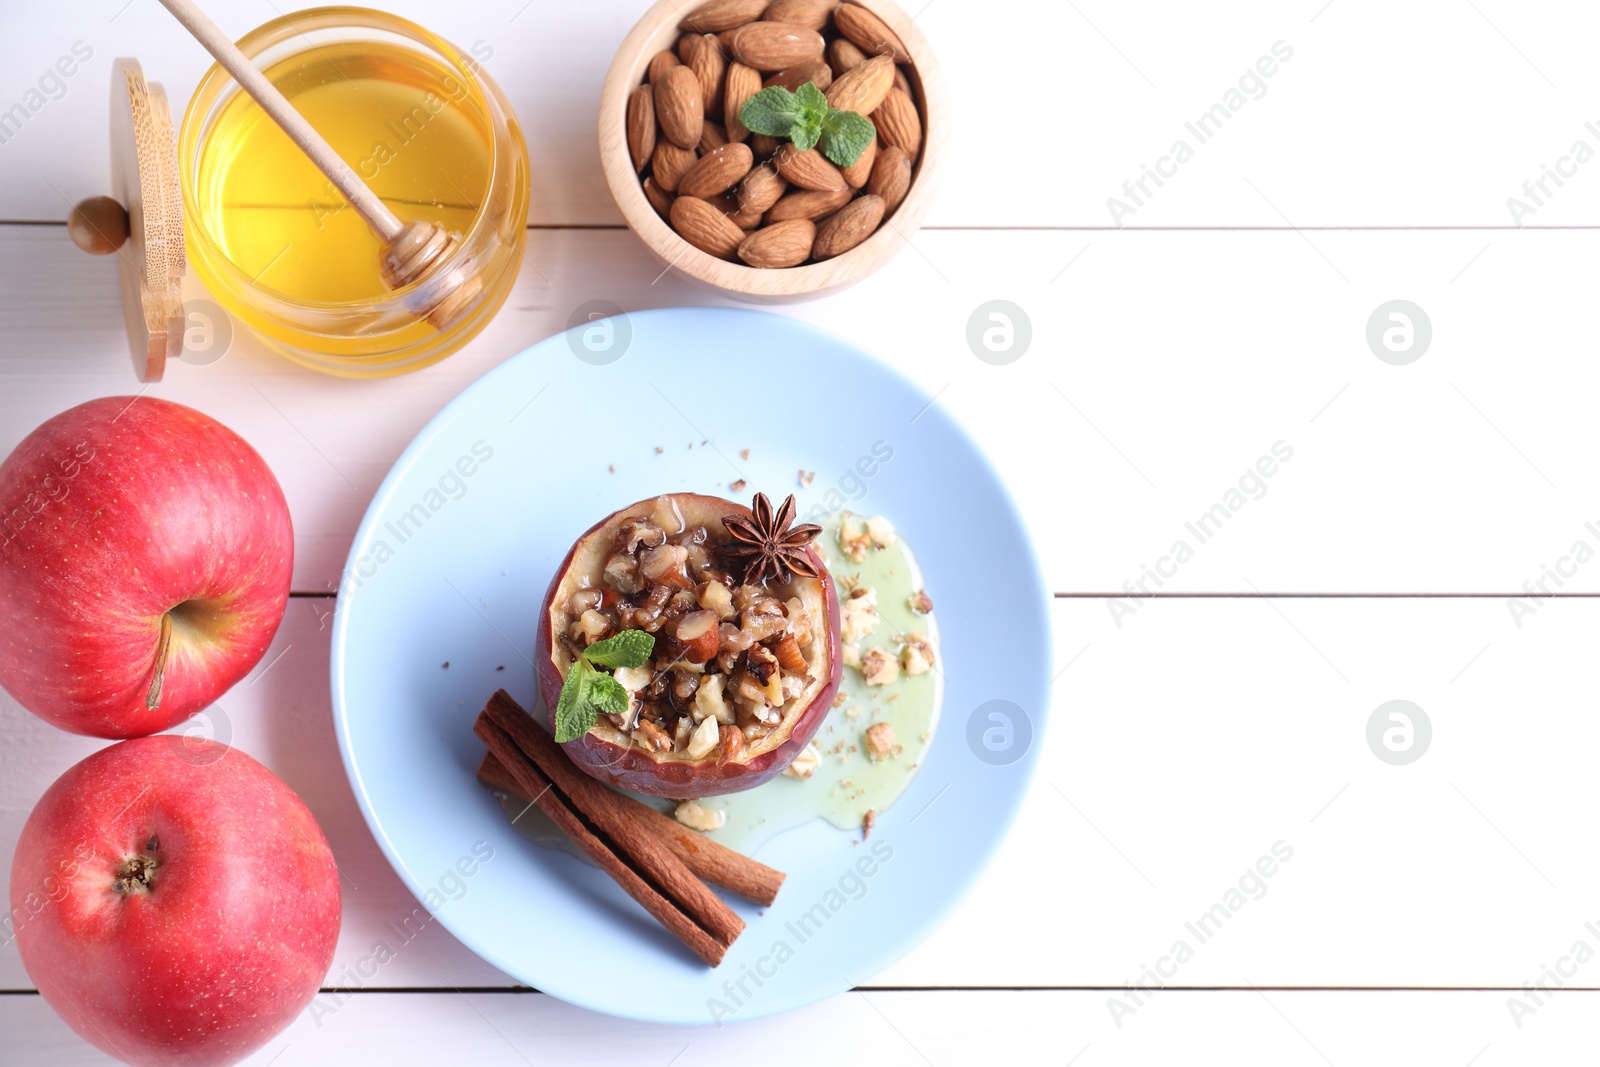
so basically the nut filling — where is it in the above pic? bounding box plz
[550,496,831,761]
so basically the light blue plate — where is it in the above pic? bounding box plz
[331,308,1050,1023]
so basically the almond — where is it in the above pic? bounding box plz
[764,61,832,92]
[764,0,837,30]
[893,65,912,96]
[750,133,782,160]
[717,722,745,763]
[675,610,722,662]
[727,202,766,229]
[724,62,761,142]
[678,142,754,199]
[654,65,704,150]
[626,85,656,173]
[670,195,746,259]
[730,21,826,71]
[651,141,698,193]
[685,34,726,115]
[679,0,768,33]
[839,131,877,188]
[677,33,699,63]
[739,219,816,268]
[825,54,894,115]
[764,186,852,223]
[643,176,675,218]
[867,143,911,214]
[698,120,730,154]
[812,193,884,259]
[827,37,868,75]
[706,190,745,220]
[871,87,920,160]
[648,49,681,85]
[736,162,787,213]
[834,3,910,63]
[774,144,847,192]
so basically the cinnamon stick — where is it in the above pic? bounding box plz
[477,750,785,907]
[473,714,731,967]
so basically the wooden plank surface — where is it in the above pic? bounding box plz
[6,988,1597,1065]
[4,0,1599,1061]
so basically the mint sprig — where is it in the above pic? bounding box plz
[552,629,655,742]
[740,81,877,166]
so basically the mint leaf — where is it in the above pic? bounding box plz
[819,108,877,167]
[582,630,655,669]
[739,85,804,137]
[794,81,829,116]
[587,673,630,717]
[553,658,595,742]
[789,82,830,150]
[553,629,655,741]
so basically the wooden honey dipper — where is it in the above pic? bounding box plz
[144,0,478,329]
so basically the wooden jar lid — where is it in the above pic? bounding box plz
[71,59,187,382]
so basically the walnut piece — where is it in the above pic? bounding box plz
[674,800,725,832]
[900,633,935,675]
[865,515,896,548]
[687,713,721,759]
[861,646,899,687]
[783,742,821,779]
[840,587,879,644]
[838,512,871,563]
[865,722,899,761]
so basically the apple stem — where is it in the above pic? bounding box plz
[145,612,173,711]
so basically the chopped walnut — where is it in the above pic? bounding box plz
[865,515,896,548]
[692,672,734,725]
[616,519,667,554]
[838,512,871,562]
[699,579,736,620]
[862,809,877,839]
[900,633,935,675]
[908,589,934,614]
[783,742,821,779]
[861,647,899,686]
[633,720,673,752]
[840,587,879,644]
[864,722,899,761]
[674,800,725,832]
[841,644,862,669]
[798,470,815,488]
[729,478,747,493]
[686,713,721,759]
[832,691,848,708]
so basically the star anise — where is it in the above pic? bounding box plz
[721,493,823,587]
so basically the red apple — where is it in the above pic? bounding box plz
[0,396,292,738]
[538,493,842,797]
[10,736,341,1067]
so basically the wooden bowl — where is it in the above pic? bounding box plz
[598,0,948,301]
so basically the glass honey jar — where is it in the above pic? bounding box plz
[178,7,528,376]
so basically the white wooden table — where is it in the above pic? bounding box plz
[6,1,1600,1062]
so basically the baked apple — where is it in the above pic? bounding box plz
[537,492,842,797]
